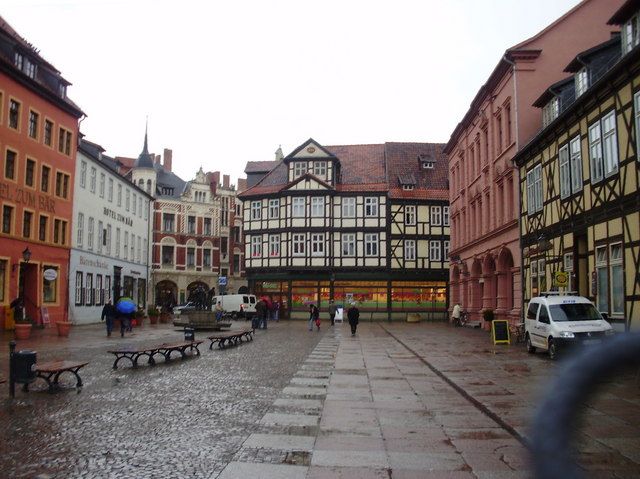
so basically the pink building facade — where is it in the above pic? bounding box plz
[444,0,625,328]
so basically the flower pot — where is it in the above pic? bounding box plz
[149,315,159,324]
[56,321,73,337]
[14,323,32,340]
[160,313,170,323]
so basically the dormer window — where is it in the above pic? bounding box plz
[398,173,416,191]
[622,13,640,54]
[575,68,589,97]
[313,161,326,177]
[161,187,174,195]
[58,83,67,98]
[418,154,435,169]
[402,185,414,191]
[293,162,307,177]
[542,97,559,127]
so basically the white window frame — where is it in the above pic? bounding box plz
[269,234,280,256]
[602,111,618,177]
[75,271,83,305]
[87,217,94,250]
[311,197,324,217]
[311,233,324,256]
[342,233,355,256]
[569,136,583,194]
[559,144,571,199]
[342,198,356,218]
[635,92,640,160]
[622,14,640,54]
[444,240,450,259]
[186,247,195,267]
[575,69,589,97]
[526,164,542,214]
[123,231,129,260]
[443,206,450,226]
[251,236,262,257]
[405,239,416,261]
[365,197,378,217]
[542,97,559,128]
[293,233,305,256]
[97,220,103,253]
[431,206,442,226]
[85,273,93,306]
[364,233,379,257]
[108,178,113,202]
[268,199,280,219]
[77,212,84,247]
[292,197,305,217]
[106,225,112,255]
[430,240,441,261]
[251,201,261,220]
[294,162,307,177]
[80,161,87,188]
[313,161,326,177]
[405,205,416,225]
[610,243,624,316]
[589,120,605,183]
[99,173,105,198]
[90,167,96,193]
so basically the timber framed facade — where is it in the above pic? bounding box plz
[515,7,640,331]
[240,139,449,320]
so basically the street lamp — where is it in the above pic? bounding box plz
[12,247,32,271]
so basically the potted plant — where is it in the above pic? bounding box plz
[134,308,144,327]
[55,319,73,337]
[483,309,495,323]
[160,306,170,323]
[148,307,160,324]
[14,316,34,340]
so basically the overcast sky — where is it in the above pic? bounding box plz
[3,0,584,186]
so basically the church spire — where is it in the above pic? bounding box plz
[134,118,154,168]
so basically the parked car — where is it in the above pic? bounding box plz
[173,301,197,314]
[524,292,614,359]
[211,294,257,319]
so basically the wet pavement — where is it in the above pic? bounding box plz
[0,319,639,478]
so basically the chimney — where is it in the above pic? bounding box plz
[212,171,221,185]
[154,154,161,165]
[223,175,230,188]
[164,148,172,172]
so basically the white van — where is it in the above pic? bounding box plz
[525,292,614,359]
[212,294,257,320]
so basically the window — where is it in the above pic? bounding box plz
[311,197,324,217]
[28,110,38,138]
[313,161,326,177]
[96,274,104,306]
[204,218,212,235]
[431,206,442,226]
[444,240,450,259]
[43,266,59,302]
[294,162,307,177]
[22,211,32,238]
[115,228,120,257]
[203,249,211,267]
[559,144,571,199]
[251,201,261,220]
[38,215,47,241]
[75,272,83,305]
[622,14,640,54]
[405,205,416,225]
[542,98,559,127]
[2,206,12,234]
[80,161,86,188]
[0,260,4,302]
[251,236,262,257]
[269,234,280,256]
[405,240,416,261]
[342,233,355,256]
[44,120,53,146]
[58,127,72,155]
[293,233,305,255]
[430,240,441,261]
[365,233,378,256]
[365,197,378,217]
[570,136,583,194]
[531,259,546,297]
[99,173,105,198]
[108,178,113,202]
[589,111,618,182]
[9,99,20,129]
[41,165,50,192]
[162,245,173,265]
[563,252,575,292]
[292,197,305,217]
[53,219,66,245]
[85,273,94,305]
[117,184,122,206]
[526,164,542,214]
[187,248,195,266]
[311,233,324,255]
[123,231,128,260]
[25,159,35,187]
[88,217,94,250]
[55,172,70,198]
[97,221,103,253]
[268,199,280,219]
[105,276,112,303]
[125,189,130,211]
[163,213,175,232]
[5,150,16,180]
[443,206,450,226]
[596,243,624,316]
[342,198,356,217]
[188,216,196,234]
[575,69,589,97]
[106,225,112,254]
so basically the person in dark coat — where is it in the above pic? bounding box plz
[347,303,360,336]
[309,304,319,331]
[101,300,117,336]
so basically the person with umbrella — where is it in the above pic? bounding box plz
[116,298,136,337]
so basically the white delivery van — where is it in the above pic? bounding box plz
[212,294,257,320]
[524,292,614,359]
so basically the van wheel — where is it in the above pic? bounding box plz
[526,334,536,354]
[231,312,237,320]
[548,339,558,360]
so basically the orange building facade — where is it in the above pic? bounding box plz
[0,17,84,328]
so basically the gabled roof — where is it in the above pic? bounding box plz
[608,0,640,24]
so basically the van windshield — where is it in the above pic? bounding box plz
[549,303,603,322]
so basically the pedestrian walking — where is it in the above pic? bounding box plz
[101,299,117,337]
[347,302,360,336]
[119,311,131,337]
[452,302,462,326]
[309,304,319,331]
[328,300,337,326]
[272,301,280,322]
[256,299,268,329]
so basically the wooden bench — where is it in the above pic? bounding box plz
[23,360,89,393]
[207,329,254,349]
[108,340,203,369]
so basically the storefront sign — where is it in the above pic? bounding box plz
[0,182,56,213]
[43,268,58,281]
[79,255,109,269]
[103,206,133,226]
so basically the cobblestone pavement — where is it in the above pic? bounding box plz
[1,319,640,478]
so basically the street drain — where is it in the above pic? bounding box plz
[283,451,311,466]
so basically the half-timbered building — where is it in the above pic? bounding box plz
[239,139,449,320]
[515,1,640,331]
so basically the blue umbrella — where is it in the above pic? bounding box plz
[116,297,136,314]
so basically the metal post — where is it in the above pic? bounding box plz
[9,340,16,398]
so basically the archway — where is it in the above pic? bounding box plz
[497,247,515,313]
[155,280,177,309]
[482,255,497,311]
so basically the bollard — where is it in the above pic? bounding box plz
[184,327,195,342]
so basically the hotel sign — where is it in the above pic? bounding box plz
[103,207,133,226]
[0,182,56,213]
